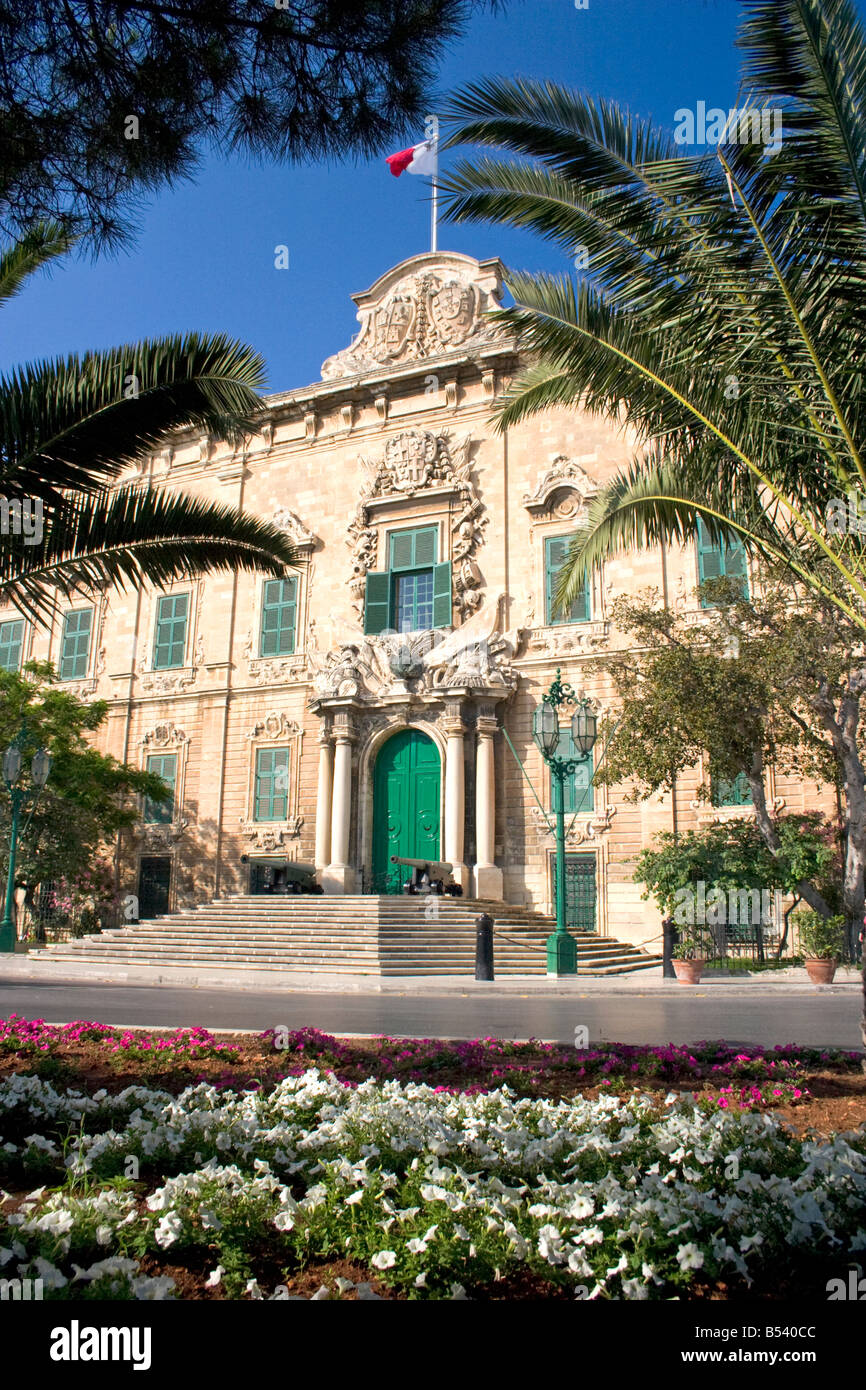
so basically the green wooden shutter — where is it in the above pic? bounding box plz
[144,753,177,823]
[260,577,297,656]
[59,608,93,680]
[723,537,749,599]
[697,518,724,609]
[556,731,594,813]
[432,561,452,629]
[698,519,749,606]
[0,620,23,672]
[546,536,589,624]
[154,594,189,669]
[712,769,752,807]
[364,571,391,634]
[414,527,437,567]
[389,526,438,571]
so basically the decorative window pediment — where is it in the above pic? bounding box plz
[523,455,599,519]
[348,429,486,624]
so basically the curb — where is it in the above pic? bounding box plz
[0,959,860,998]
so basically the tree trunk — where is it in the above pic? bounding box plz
[811,674,866,1051]
[745,756,831,915]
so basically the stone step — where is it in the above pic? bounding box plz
[35,949,661,977]
[64,928,622,950]
[34,891,659,978]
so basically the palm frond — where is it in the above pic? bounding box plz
[0,222,75,308]
[0,332,268,503]
[0,487,296,623]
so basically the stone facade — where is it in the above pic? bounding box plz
[4,251,835,949]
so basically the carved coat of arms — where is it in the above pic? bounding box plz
[374,296,415,360]
[384,431,439,492]
[427,280,479,348]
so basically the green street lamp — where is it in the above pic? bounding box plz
[1,731,51,953]
[532,669,598,976]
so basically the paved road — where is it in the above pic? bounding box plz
[0,978,860,1047]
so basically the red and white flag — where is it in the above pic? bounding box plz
[386,138,438,178]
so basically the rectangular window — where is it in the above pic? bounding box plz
[545,536,590,625]
[260,577,297,657]
[552,730,594,814]
[59,608,93,680]
[0,619,24,672]
[711,770,753,808]
[144,753,177,824]
[254,747,290,822]
[153,593,189,670]
[364,526,451,635]
[696,518,749,607]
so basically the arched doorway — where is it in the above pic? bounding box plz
[371,728,441,893]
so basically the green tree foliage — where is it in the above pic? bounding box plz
[0,0,503,248]
[594,581,860,920]
[634,818,836,919]
[0,663,168,891]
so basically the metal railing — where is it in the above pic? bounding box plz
[16,888,123,944]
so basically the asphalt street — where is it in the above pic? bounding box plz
[0,977,860,1047]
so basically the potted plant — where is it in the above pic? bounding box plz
[671,923,712,984]
[794,910,846,984]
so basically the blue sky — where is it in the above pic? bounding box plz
[0,0,809,393]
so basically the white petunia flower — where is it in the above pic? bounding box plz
[676,1243,705,1271]
[371,1251,397,1270]
[205,1265,225,1287]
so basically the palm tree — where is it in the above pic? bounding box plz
[0,222,295,620]
[440,0,866,1035]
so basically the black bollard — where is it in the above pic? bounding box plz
[475,913,494,981]
[662,917,679,979]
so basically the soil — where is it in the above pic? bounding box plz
[3,1029,863,1301]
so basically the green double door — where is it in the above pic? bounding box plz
[372,729,441,894]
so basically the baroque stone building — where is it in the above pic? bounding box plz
[0,252,832,948]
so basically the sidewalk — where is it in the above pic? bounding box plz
[0,954,860,996]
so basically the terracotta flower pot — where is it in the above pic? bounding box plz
[672,958,705,984]
[804,958,838,985]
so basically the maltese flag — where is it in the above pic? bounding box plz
[386,138,438,177]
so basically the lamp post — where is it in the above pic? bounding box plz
[532,669,598,976]
[1,729,51,953]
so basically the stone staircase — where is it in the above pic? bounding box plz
[33,895,661,978]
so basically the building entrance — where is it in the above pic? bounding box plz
[371,729,441,894]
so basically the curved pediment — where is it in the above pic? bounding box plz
[321,252,506,380]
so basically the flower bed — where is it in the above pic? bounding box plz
[0,1020,862,1301]
[0,1069,864,1302]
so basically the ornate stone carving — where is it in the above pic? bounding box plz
[523,455,599,517]
[239,819,303,850]
[272,507,317,553]
[243,645,309,687]
[140,723,190,749]
[527,621,610,655]
[321,253,505,380]
[246,712,302,741]
[309,598,519,702]
[531,804,616,845]
[347,429,486,619]
[134,819,189,850]
[140,663,201,696]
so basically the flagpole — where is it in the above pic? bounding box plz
[431,168,438,253]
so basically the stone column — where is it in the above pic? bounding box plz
[314,729,333,873]
[473,713,503,900]
[443,704,468,892]
[322,716,356,894]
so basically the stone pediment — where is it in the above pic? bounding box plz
[321,253,506,380]
[523,454,600,517]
